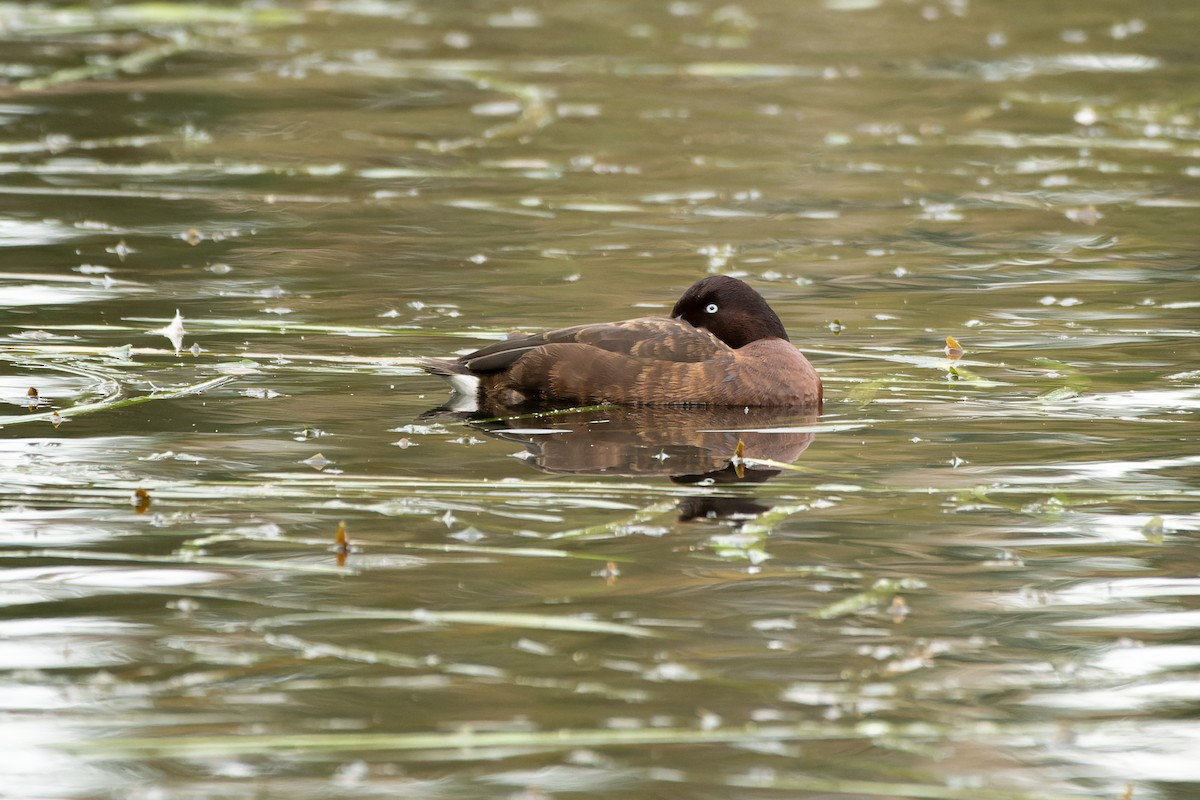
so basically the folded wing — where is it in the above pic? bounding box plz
[461,317,724,373]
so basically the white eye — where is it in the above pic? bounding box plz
[705,303,719,314]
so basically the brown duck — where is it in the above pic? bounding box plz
[423,275,822,409]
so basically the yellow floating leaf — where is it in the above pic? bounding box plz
[132,488,151,514]
[335,520,350,566]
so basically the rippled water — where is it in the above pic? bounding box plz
[1,2,1198,798]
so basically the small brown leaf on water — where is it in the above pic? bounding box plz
[132,488,151,514]
[595,561,620,586]
[945,335,964,359]
[51,410,63,428]
[335,520,350,566]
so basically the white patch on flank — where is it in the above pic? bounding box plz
[446,373,480,396]
[443,373,480,412]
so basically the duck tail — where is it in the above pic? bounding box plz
[421,358,482,407]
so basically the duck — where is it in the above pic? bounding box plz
[422,275,822,409]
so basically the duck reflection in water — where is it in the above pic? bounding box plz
[427,403,820,524]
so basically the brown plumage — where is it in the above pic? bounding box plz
[423,275,822,409]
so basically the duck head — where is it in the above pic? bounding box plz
[671,275,790,349]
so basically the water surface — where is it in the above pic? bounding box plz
[1,2,1198,798]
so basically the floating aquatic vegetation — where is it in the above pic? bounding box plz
[810,578,928,620]
[0,548,348,575]
[0,374,235,429]
[6,2,303,91]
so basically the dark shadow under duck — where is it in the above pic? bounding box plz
[422,275,822,410]
[429,404,820,523]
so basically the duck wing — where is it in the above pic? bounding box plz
[460,316,724,374]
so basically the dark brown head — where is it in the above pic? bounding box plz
[671,275,790,348]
